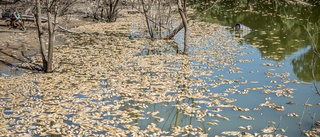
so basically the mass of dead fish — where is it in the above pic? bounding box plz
[0,8,319,137]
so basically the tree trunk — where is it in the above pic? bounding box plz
[46,0,55,73]
[165,22,184,40]
[110,0,120,22]
[177,0,188,54]
[141,0,154,40]
[35,0,48,72]
[35,0,56,73]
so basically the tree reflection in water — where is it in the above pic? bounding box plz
[192,0,320,81]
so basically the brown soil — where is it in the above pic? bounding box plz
[0,13,96,74]
[0,25,39,71]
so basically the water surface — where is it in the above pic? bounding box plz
[184,0,320,136]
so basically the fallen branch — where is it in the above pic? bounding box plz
[21,14,76,33]
[0,30,26,33]
[165,22,184,40]
[0,49,43,71]
[311,55,320,95]
[298,98,310,134]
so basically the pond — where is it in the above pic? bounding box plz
[125,1,320,135]
[186,0,320,136]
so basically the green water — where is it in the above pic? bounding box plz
[196,0,320,82]
[175,0,320,136]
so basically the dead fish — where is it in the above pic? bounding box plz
[304,104,312,107]
[286,101,295,105]
[239,115,255,120]
[287,113,299,117]
[274,106,285,111]
[315,121,320,126]
[261,126,276,133]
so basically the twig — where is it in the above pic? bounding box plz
[0,30,26,33]
[274,116,282,136]
[304,21,320,95]
[192,0,222,21]
[307,107,316,127]
[311,55,320,95]
[299,98,310,133]
[21,51,33,63]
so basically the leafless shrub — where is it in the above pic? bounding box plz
[88,0,123,22]
[134,0,188,53]
[56,0,77,16]
[138,0,174,40]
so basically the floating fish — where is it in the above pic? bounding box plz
[287,113,299,117]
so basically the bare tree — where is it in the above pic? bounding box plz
[35,0,61,72]
[138,0,174,40]
[141,0,154,39]
[45,0,58,72]
[57,0,77,16]
[137,0,188,53]
[35,0,49,72]
[104,0,121,22]
[177,0,188,54]
[88,0,122,22]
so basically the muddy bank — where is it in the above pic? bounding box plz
[0,12,96,75]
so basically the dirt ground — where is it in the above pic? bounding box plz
[0,11,98,74]
[0,25,39,71]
